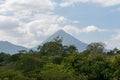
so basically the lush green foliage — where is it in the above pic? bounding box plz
[0,39,120,80]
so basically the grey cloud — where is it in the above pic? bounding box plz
[0,16,20,30]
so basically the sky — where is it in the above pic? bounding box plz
[0,0,120,49]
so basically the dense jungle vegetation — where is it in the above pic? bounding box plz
[0,38,120,80]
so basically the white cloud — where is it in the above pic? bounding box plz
[0,12,107,48]
[63,25,81,35]
[73,20,80,24]
[0,0,56,19]
[16,15,106,48]
[82,25,106,32]
[0,0,110,49]
[0,17,107,48]
[13,14,67,48]
[57,16,67,24]
[0,0,64,48]
[63,25,106,34]
[0,0,76,48]
[0,15,20,30]
[106,31,120,49]
[60,0,120,7]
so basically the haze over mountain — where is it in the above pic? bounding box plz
[0,41,28,54]
[42,30,87,52]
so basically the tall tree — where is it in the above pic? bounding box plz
[87,42,106,53]
[39,37,63,55]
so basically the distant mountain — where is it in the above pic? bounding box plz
[0,41,28,54]
[42,30,87,52]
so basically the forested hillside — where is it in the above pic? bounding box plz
[0,38,120,80]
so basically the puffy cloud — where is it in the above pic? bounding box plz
[57,16,67,24]
[63,25,106,34]
[30,14,67,24]
[82,25,106,32]
[63,25,80,34]
[0,12,107,48]
[0,0,56,19]
[0,0,109,48]
[12,14,67,48]
[0,7,72,48]
[0,0,56,12]
[60,0,120,7]
[0,0,67,48]
[0,21,107,48]
[0,15,26,46]
[0,15,20,30]
[16,14,106,48]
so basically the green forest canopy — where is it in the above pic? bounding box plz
[0,38,120,80]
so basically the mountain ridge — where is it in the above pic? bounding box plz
[42,29,87,52]
[0,41,28,54]
[0,30,88,53]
